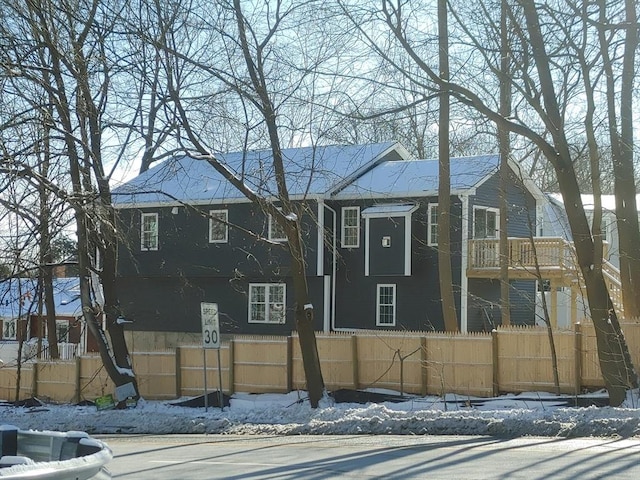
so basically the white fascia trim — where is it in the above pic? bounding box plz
[507,157,546,203]
[113,197,250,210]
[317,200,324,276]
[330,189,475,202]
[323,275,331,333]
[470,156,546,204]
[364,216,370,277]
[405,213,412,276]
[114,193,326,210]
[460,194,469,333]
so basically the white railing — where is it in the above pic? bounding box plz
[469,237,572,270]
[23,341,79,362]
[469,237,624,317]
[601,260,624,316]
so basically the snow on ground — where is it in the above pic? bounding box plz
[2,390,640,438]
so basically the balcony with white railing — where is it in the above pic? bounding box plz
[468,236,624,317]
[467,237,575,279]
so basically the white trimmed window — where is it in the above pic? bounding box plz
[473,206,499,239]
[376,284,396,326]
[209,210,228,243]
[268,212,287,242]
[141,212,159,251]
[341,206,360,248]
[2,319,16,340]
[428,204,438,246]
[56,320,70,342]
[600,212,614,242]
[249,283,286,324]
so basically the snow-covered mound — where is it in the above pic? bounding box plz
[1,390,639,438]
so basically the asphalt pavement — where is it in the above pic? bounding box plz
[99,434,640,479]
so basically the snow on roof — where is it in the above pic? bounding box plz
[580,194,640,212]
[112,142,406,207]
[332,154,500,199]
[548,193,640,212]
[0,277,81,319]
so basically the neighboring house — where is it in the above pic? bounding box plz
[0,277,86,363]
[538,193,629,328]
[544,193,640,269]
[112,142,557,341]
[571,194,640,269]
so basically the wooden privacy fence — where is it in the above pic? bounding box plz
[2,321,640,403]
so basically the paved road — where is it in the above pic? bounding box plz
[100,434,640,479]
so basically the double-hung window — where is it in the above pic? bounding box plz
[141,212,159,251]
[56,320,70,343]
[249,283,286,324]
[2,319,16,340]
[341,206,360,248]
[473,207,498,239]
[376,284,396,326]
[268,212,287,242]
[428,204,439,246]
[209,210,228,243]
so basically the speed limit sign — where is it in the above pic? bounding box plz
[201,302,220,349]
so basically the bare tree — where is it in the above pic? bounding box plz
[596,0,640,318]
[0,0,140,398]
[339,0,636,404]
[436,0,459,331]
[498,0,512,326]
[137,0,328,406]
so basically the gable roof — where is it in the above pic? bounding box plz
[112,142,410,208]
[0,277,81,319]
[332,155,501,199]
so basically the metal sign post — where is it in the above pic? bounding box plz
[201,302,222,412]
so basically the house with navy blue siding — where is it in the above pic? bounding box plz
[112,142,411,338]
[112,142,574,343]
[328,154,545,332]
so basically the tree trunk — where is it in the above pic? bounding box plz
[437,0,459,332]
[75,207,137,394]
[97,195,140,398]
[498,0,511,326]
[38,124,59,359]
[578,0,604,289]
[286,219,325,407]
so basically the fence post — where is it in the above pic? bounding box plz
[574,322,582,395]
[175,347,182,398]
[351,335,359,389]
[228,339,235,395]
[492,330,499,396]
[32,361,38,399]
[420,337,428,396]
[75,356,81,403]
[286,336,293,392]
